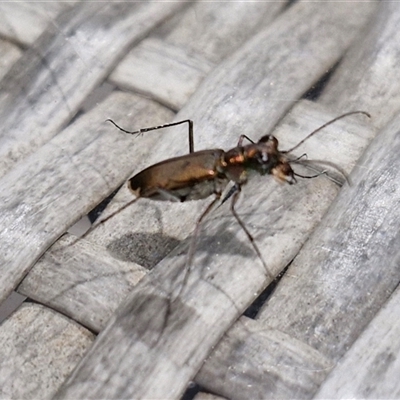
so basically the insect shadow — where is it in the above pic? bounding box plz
[107,231,180,270]
[107,221,254,271]
[78,110,370,295]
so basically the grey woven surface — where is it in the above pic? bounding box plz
[1,2,400,399]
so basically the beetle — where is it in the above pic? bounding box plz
[100,110,370,280]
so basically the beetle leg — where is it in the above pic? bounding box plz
[107,118,195,153]
[66,196,140,247]
[219,183,240,206]
[237,134,256,147]
[230,187,273,280]
[173,194,221,299]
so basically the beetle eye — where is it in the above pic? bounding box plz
[261,151,269,162]
[258,134,272,143]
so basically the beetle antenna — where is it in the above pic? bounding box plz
[282,111,370,154]
[293,171,328,179]
[293,158,351,186]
